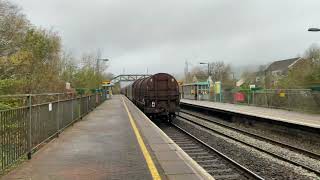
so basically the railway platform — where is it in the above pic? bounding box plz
[180,99,320,129]
[1,95,211,180]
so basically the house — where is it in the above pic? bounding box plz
[239,57,311,88]
[254,57,302,86]
[236,78,245,87]
[265,57,301,77]
[242,57,305,88]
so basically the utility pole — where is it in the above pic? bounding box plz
[96,58,109,74]
[184,60,189,82]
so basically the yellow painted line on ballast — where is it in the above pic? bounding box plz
[121,97,161,180]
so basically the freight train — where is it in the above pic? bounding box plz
[121,73,180,122]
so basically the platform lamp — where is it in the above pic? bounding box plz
[96,58,109,91]
[308,28,320,32]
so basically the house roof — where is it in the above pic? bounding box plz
[266,57,300,72]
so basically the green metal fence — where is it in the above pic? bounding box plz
[219,89,320,113]
[0,92,108,174]
[182,86,320,113]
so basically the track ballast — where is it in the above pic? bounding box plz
[159,123,264,180]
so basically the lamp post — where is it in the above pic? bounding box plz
[200,62,213,101]
[96,58,109,90]
[230,72,235,86]
[199,62,210,77]
[96,58,109,74]
[308,28,320,32]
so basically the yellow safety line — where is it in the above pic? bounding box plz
[121,97,161,180]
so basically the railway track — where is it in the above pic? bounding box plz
[176,110,320,177]
[160,124,264,180]
[179,109,320,160]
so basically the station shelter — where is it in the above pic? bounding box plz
[181,82,210,100]
[102,82,114,99]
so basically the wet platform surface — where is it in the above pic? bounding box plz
[2,96,153,180]
[181,99,320,129]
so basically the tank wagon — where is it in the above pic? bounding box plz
[121,73,180,121]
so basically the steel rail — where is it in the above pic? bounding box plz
[179,109,320,160]
[176,114,320,176]
[170,123,264,180]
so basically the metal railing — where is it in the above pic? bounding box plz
[0,92,108,174]
[223,89,320,113]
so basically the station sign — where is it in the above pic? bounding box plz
[249,84,256,89]
[215,81,221,94]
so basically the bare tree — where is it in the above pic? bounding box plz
[209,61,232,84]
[0,0,29,57]
[189,66,207,82]
[304,44,320,61]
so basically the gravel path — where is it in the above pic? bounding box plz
[172,117,320,180]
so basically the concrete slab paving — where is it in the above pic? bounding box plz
[154,151,182,161]
[1,96,154,180]
[166,174,202,180]
[150,144,177,152]
[159,161,195,175]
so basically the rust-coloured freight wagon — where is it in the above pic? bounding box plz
[121,73,180,121]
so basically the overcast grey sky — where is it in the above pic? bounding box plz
[11,0,320,75]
